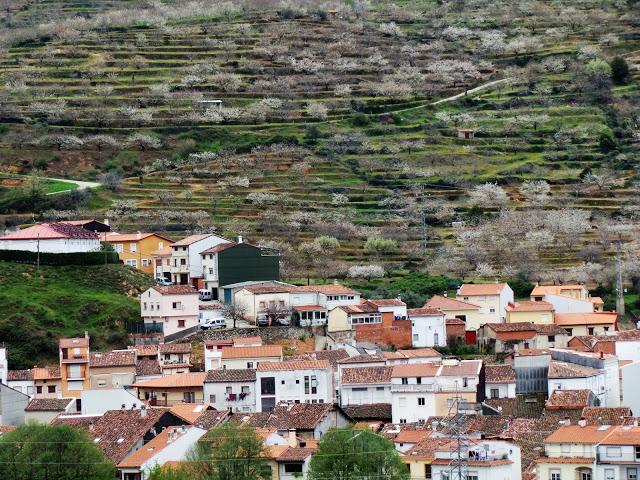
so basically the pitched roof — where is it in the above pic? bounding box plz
[117,426,198,468]
[151,285,198,295]
[341,366,393,385]
[291,284,359,295]
[531,285,587,296]
[257,360,329,372]
[129,345,158,356]
[506,301,554,312]
[407,307,445,317]
[391,348,442,359]
[243,285,294,294]
[533,324,569,335]
[169,404,209,424]
[554,312,618,326]
[548,361,600,378]
[425,295,480,310]
[90,408,171,463]
[341,403,392,421]
[545,424,615,444]
[136,358,162,377]
[172,234,216,246]
[484,322,536,333]
[234,403,334,431]
[32,366,61,380]
[194,409,229,430]
[205,369,256,383]
[395,430,431,444]
[233,336,263,345]
[200,242,237,255]
[221,345,282,359]
[485,364,516,383]
[367,298,405,307]
[598,425,640,446]
[581,407,632,426]
[546,389,594,410]
[340,303,379,314]
[483,397,518,416]
[439,360,483,377]
[104,232,171,243]
[90,350,136,368]
[457,283,509,296]
[391,363,439,378]
[132,372,206,389]
[7,369,33,381]
[25,398,73,412]
[0,223,98,240]
[276,447,316,462]
[338,354,386,365]
[158,343,192,354]
[291,349,350,368]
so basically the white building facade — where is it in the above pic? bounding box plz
[140,286,199,337]
[408,308,447,348]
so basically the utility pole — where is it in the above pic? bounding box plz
[615,239,625,316]
[36,233,40,271]
[446,381,468,480]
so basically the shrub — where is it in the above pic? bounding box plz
[610,56,629,84]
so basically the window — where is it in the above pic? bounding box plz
[418,397,425,406]
[126,259,137,267]
[259,301,266,309]
[580,471,592,480]
[180,258,186,265]
[628,467,637,480]
[376,386,385,391]
[142,259,149,267]
[209,268,214,275]
[401,377,408,385]
[261,377,275,395]
[183,391,195,403]
[130,243,137,253]
[424,464,431,479]
[566,328,572,336]
[143,302,147,310]
[605,469,615,480]
[635,446,640,460]
[561,444,570,454]
[209,394,216,403]
[434,333,439,344]
[241,386,249,394]
[350,313,382,324]
[69,365,81,378]
[115,244,123,253]
[442,471,449,480]
[416,377,422,384]
[548,335,555,342]
[36,386,42,394]
[491,388,499,399]
[284,463,303,474]
[247,362,253,369]
[604,326,609,332]
[352,387,368,392]
[607,447,622,458]
[466,473,478,480]
[550,470,561,480]
[462,377,468,388]
[311,375,317,394]
[47,385,56,393]
[413,334,419,342]
[489,308,495,313]
[173,302,182,310]
[399,419,407,424]
[178,320,185,328]
[588,327,595,335]
[304,376,310,395]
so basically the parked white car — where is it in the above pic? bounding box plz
[201,318,227,330]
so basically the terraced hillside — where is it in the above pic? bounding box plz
[1,0,639,280]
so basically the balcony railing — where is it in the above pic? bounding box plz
[225,393,251,402]
[391,384,438,393]
[148,398,203,407]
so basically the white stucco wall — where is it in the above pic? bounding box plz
[0,238,100,253]
[204,380,256,412]
[339,384,391,406]
[256,368,333,412]
[544,293,595,313]
[411,314,447,348]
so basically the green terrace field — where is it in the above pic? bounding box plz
[1,0,639,279]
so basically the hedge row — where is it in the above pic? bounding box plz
[0,249,120,266]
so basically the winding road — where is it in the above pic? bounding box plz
[45,177,101,196]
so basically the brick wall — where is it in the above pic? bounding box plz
[353,312,412,349]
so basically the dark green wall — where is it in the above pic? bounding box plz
[218,243,279,286]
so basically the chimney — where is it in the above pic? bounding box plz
[288,429,297,447]
[578,418,586,428]
[564,416,571,426]
[141,405,147,417]
[137,231,142,240]
[237,235,243,244]
[600,351,604,359]
[103,218,109,227]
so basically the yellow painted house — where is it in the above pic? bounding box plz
[424,295,482,331]
[103,232,173,275]
[505,300,554,324]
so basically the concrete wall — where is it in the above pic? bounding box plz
[621,361,640,416]
[411,314,447,348]
[0,384,28,425]
[544,293,594,313]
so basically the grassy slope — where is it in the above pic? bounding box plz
[0,261,154,368]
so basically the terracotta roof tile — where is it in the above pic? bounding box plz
[25,398,73,412]
[221,345,282,359]
[533,324,569,335]
[484,322,536,332]
[7,369,33,381]
[581,407,632,425]
[200,242,237,254]
[530,285,587,297]
[90,350,136,368]
[291,349,349,368]
[194,409,229,429]
[59,337,89,348]
[393,348,441,359]
[408,308,445,316]
[172,234,217,246]
[136,358,162,377]
[599,425,640,445]
[545,424,615,444]
[169,403,210,424]
[546,389,594,410]
[257,360,329,371]
[458,283,509,296]
[232,403,334,431]
[341,366,393,385]
[205,369,256,382]
[483,398,518,416]
[276,447,316,461]
[506,301,554,312]
[158,343,192,354]
[105,232,171,243]
[548,361,600,378]
[129,345,158,357]
[395,430,431,444]
[439,360,482,377]
[151,285,198,295]
[425,295,480,310]
[117,426,198,468]
[554,312,618,326]
[485,364,515,383]
[341,404,392,421]
[340,303,379,314]
[391,363,439,378]
[291,284,359,295]
[0,223,98,240]
[132,372,206,389]
[338,354,386,364]
[367,298,406,307]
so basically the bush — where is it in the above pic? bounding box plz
[610,56,629,84]
[351,113,371,127]
[0,249,119,266]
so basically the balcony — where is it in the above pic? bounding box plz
[225,392,251,402]
[148,398,203,407]
[61,354,88,363]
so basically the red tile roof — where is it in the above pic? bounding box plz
[554,312,618,326]
[546,389,594,410]
[394,348,441,359]
[338,354,386,364]
[340,303,379,314]
[25,398,73,412]
[200,242,237,255]
[408,307,445,316]
[391,364,440,378]
[0,223,98,240]
[7,369,33,381]
[545,424,614,444]
[117,426,196,468]
[159,343,192,354]
[439,360,482,376]
[367,298,406,307]
[257,360,329,371]
[151,285,198,295]
[506,301,554,312]
[548,361,600,378]
[458,283,509,296]
[132,372,206,389]
[484,322,537,333]
[90,350,136,368]
[172,234,218,246]
[205,369,256,382]
[221,345,282,359]
[581,407,632,425]
[485,364,516,383]
[59,337,89,348]
[395,430,431,444]
[425,295,480,310]
[342,403,392,421]
[104,232,171,243]
[341,366,393,385]
[136,358,162,377]
[276,447,316,462]
[168,404,210,424]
